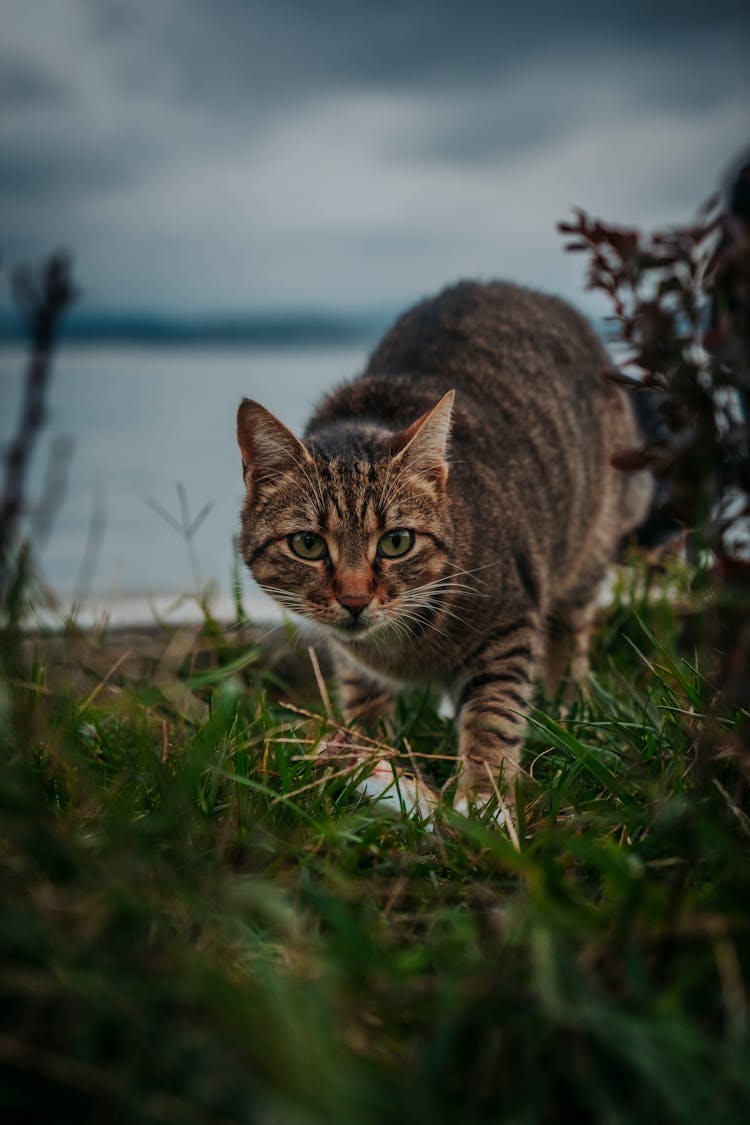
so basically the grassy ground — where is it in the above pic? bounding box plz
[1,557,749,1124]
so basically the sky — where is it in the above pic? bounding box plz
[1,0,749,319]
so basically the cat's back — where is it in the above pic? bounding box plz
[308,281,616,438]
[364,280,606,403]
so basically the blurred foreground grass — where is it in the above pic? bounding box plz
[2,558,749,1124]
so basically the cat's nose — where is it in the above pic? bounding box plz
[337,592,373,617]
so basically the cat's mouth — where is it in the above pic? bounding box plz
[333,618,375,638]
[329,613,385,642]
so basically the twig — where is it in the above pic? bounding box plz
[77,650,131,713]
[0,253,77,605]
[307,646,334,720]
[484,761,520,850]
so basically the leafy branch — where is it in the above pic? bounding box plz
[559,172,749,569]
[559,156,750,729]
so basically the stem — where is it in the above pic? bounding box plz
[0,254,77,606]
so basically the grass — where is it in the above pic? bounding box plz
[2,558,750,1123]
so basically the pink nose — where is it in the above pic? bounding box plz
[337,592,372,617]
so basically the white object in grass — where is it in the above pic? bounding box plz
[354,758,437,824]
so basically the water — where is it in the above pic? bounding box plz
[0,341,373,623]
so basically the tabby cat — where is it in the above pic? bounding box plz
[237,282,652,815]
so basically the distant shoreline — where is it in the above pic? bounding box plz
[0,311,387,349]
[0,308,620,349]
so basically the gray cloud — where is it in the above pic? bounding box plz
[70,0,750,130]
[401,29,750,168]
[0,0,748,312]
[123,0,749,92]
[0,49,71,107]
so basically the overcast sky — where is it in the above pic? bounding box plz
[2,0,749,316]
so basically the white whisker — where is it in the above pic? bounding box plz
[288,450,327,516]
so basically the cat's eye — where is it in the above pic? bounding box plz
[289,531,327,560]
[378,529,415,558]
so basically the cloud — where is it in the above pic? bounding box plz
[98,0,749,103]
[0,0,748,311]
[0,49,71,108]
[406,31,750,167]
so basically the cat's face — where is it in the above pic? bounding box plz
[237,393,454,646]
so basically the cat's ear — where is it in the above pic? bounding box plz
[237,399,310,493]
[390,390,455,486]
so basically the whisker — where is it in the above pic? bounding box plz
[288,450,327,516]
[395,587,483,637]
[445,561,502,583]
[400,612,452,643]
[377,446,439,511]
[407,578,487,598]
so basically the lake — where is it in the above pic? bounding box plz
[0,340,375,625]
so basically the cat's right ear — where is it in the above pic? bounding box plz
[237,399,309,494]
[389,389,455,488]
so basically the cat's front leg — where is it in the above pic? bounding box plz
[333,651,397,732]
[325,652,437,821]
[452,626,539,817]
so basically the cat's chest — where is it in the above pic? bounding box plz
[333,630,460,688]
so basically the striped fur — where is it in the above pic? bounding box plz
[237,281,652,810]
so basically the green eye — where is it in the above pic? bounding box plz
[289,531,327,560]
[378,529,415,558]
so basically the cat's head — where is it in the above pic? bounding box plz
[236,391,454,644]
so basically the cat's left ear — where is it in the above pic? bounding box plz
[390,390,455,487]
[237,398,311,495]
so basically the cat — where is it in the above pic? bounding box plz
[236,281,652,817]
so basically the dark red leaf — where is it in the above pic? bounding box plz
[611,447,657,472]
